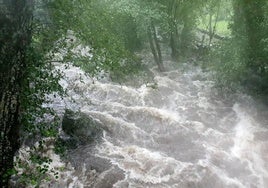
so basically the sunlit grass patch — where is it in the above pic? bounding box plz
[216,20,231,36]
[198,19,231,37]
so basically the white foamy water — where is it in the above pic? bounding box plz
[50,62,268,188]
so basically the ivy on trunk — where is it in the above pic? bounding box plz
[0,0,33,186]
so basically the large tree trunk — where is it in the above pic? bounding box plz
[147,20,165,72]
[0,62,22,188]
[170,20,180,60]
[243,0,265,73]
[0,1,33,186]
[169,0,180,60]
[233,0,265,71]
[208,3,220,46]
[180,20,192,55]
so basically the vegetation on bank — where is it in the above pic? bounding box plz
[1,0,268,187]
[209,0,268,95]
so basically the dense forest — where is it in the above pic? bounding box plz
[1,0,268,187]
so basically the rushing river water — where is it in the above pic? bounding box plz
[51,60,268,188]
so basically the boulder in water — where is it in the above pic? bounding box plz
[62,110,103,145]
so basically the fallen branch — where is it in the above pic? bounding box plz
[197,28,226,40]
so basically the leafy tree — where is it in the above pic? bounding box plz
[0,1,35,186]
[103,0,167,71]
[210,0,268,94]
[232,0,267,73]
[202,0,221,46]
[157,0,206,59]
[0,0,53,187]
[47,0,142,77]
[0,0,148,185]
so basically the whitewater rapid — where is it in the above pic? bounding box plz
[52,62,268,188]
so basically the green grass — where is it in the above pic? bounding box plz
[198,18,231,37]
[216,20,231,36]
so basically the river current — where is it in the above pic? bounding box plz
[50,60,268,188]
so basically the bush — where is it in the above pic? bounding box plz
[208,39,247,93]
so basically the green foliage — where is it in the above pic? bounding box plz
[14,140,60,187]
[209,40,247,93]
[106,0,167,27]
[47,0,143,79]
[54,138,68,157]
[112,13,142,52]
[207,0,268,95]
[15,33,63,165]
[0,1,66,185]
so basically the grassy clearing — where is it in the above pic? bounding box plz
[216,20,231,36]
[198,18,231,36]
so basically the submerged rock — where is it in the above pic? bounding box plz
[62,110,103,145]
